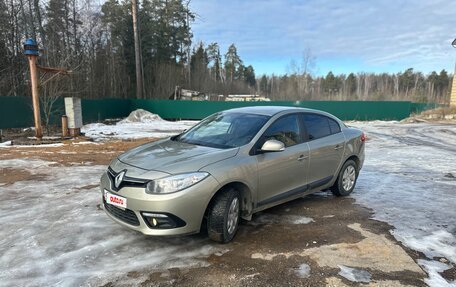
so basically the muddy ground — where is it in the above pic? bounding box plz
[0,138,435,287]
[132,197,427,287]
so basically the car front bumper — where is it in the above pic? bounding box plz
[100,171,220,236]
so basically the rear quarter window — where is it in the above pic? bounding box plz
[328,118,341,134]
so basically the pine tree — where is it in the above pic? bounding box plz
[46,0,68,58]
[224,44,242,83]
[207,42,222,82]
[244,65,256,88]
[190,43,208,90]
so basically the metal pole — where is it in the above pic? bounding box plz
[27,54,43,139]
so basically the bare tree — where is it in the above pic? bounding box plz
[131,0,143,99]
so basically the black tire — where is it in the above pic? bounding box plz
[207,189,241,243]
[331,160,358,197]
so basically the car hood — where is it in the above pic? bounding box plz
[117,138,239,174]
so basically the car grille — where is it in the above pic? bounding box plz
[107,167,148,191]
[104,199,140,226]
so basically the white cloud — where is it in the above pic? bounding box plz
[191,0,456,74]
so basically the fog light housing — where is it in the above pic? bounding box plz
[141,212,186,229]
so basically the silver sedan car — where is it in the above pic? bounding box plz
[100,106,365,243]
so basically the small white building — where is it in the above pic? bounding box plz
[225,95,271,102]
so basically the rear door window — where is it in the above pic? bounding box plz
[302,114,331,140]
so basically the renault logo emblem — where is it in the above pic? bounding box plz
[115,170,126,189]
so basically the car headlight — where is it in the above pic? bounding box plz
[146,172,209,194]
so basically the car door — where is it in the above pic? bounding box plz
[302,113,345,188]
[255,113,310,206]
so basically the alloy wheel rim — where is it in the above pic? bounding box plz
[342,165,356,191]
[227,197,239,234]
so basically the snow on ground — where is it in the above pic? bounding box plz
[0,141,12,147]
[294,263,311,278]
[0,159,222,287]
[419,259,456,287]
[351,121,456,287]
[0,142,65,148]
[72,141,100,145]
[1,120,456,286]
[119,108,163,123]
[246,213,314,226]
[81,109,197,141]
[337,265,371,283]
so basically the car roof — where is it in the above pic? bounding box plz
[223,106,328,117]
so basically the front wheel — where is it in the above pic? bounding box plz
[207,189,241,243]
[331,160,358,196]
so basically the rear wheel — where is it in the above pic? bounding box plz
[331,160,358,196]
[207,189,241,243]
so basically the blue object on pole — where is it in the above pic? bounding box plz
[24,39,39,56]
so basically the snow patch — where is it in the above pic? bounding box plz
[213,249,230,257]
[290,216,314,224]
[0,141,12,147]
[251,253,275,261]
[119,109,163,123]
[404,230,456,263]
[294,263,311,278]
[0,158,56,170]
[82,112,196,141]
[418,259,456,287]
[0,142,64,148]
[27,136,61,140]
[0,159,222,286]
[337,265,371,283]
[72,141,100,145]
[249,213,314,226]
[242,273,260,279]
[351,121,456,285]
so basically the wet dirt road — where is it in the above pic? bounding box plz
[130,194,426,287]
[1,121,455,287]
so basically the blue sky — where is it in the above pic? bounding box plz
[190,0,456,76]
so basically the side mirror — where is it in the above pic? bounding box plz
[260,139,285,152]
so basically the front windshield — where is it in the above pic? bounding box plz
[174,113,270,149]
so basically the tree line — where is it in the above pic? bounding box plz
[0,0,256,100]
[0,0,452,103]
[260,67,452,103]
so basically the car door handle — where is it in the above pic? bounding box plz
[297,155,308,161]
[334,145,343,150]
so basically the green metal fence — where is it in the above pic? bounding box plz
[0,96,131,129]
[0,95,438,129]
[81,98,132,123]
[0,96,35,129]
[132,99,419,121]
[410,102,439,115]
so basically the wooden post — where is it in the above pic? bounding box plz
[61,115,69,138]
[27,55,43,139]
[450,64,456,107]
